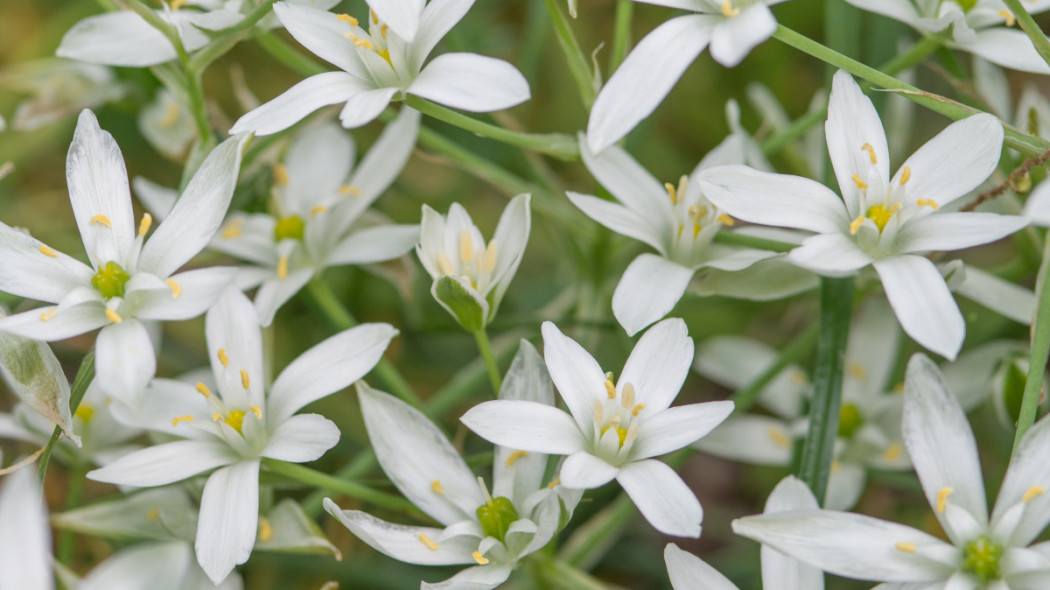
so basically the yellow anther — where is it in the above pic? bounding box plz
[159,102,180,130]
[170,0,189,10]
[592,400,604,426]
[146,508,160,520]
[999,9,1015,25]
[39,309,56,322]
[459,231,475,263]
[337,13,359,27]
[1023,486,1045,503]
[846,361,867,380]
[91,214,112,227]
[472,551,489,565]
[505,450,529,466]
[273,163,289,187]
[849,216,866,235]
[604,379,616,399]
[240,369,250,390]
[790,370,808,385]
[138,213,153,237]
[431,480,445,494]
[105,308,123,323]
[937,487,953,513]
[861,143,878,164]
[310,205,328,216]
[899,166,911,186]
[716,213,735,226]
[196,382,212,398]
[883,442,902,462]
[693,224,702,239]
[259,517,273,542]
[277,256,288,280]
[370,9,379,24]
[339,184,361,196]
[418,534,439,551]
[166,278,181,299]
[769,427,791,448]
[830,460,841,473]
[631,403,646,416]
[171,415,194,426]
[353,37,374,50]
[437,253,456,276]
[212,413,223,422]
[39,245,57,258]
[218,348,230,367]
[221,219,244,239]
[547,478,561,489]
[851,173,868,190]
[620,383,636,409]
[916,199,939,210]
[665,182,678,204]
[484,241,498,272]
[250,405,262,418]
[74,404,95,423]
[380,24,389,39]
[721,0,740,17]
[895,542,917,553]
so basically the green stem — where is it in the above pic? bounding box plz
[712,231,794,253]
[305,279,423,409]
[186,0,278,72]
[730,324,819,414]
[558,494,633,568]
[472,329,503,395]
[773,24,1050,157]
[535,559,609,590]
[1013,235,1050,451]
[262,459,427,520]
[608,0,634,75]
[38,352,95,482]
[57,461,86,564]
[1002,0,1050,71]
[796,277,853,505]
[403,96,580,160]
[541,0,595,108]
[256,32,328,76]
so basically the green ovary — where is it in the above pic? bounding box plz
[476,496,519,543]
[274,215,305,241]
[91,261,131,299]
[962,535,1003,585]
[956,0,977,12]
[838,403,863,438]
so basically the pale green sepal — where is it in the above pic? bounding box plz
[51,487,195,542]
[432,275,489,332]
[255,499,341,558]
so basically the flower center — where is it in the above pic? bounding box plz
[436,230,499,293]
[274,215,305,242]
[961,535,1003,585]
[592,379,645,461]
[837,403,864,438]
[474,476,519,544]
[865,204,897,233]
[91,261,131,299]
[665,175,731,264]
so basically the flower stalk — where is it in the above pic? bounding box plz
[1013,234,1050,452]
[38,351,94,482]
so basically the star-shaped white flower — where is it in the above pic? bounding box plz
[230,0,530,136]
[0,466,52,590]
[461,319,733,537]
[733,353,1050,588]
[0,110,247,406]
[587,0,789,152]
[698,70,1028,360]
[87,287,397,583]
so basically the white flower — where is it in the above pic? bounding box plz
[87,288,397,583]
[417,194,530,330]
[461,319,733,537]
[0,58,125,131]
[569,121,774,336]
[230,0,530,136]
[0,466,53,590]
[734,353,1050,588]
[665,477,822,590]
[698,70,1028,360]
[844,0,1050,73]
[324,342,580,590]
[0,110,247,406]
[587,0,789,152]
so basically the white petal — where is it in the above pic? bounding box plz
[0,222,94,303]
[824,463,867,511]
[357,383,483,525]
[693,416,794,465]
[695,257,819,301]
[1026,180,1050,226]
[196,461,260,584]
[338,87,399,129]
[826,70,889,216]
[873,256,965,360]
[566,192,666,254]
[619,318,694,412]
[272,2,369,77]
[894,213,1026,254]
[694,336,807,418]
[269,323,397,421]
[321,503,475,564]
[991,414,1050,546]
[893,113,1003,209]
[460,400,585,455]
[132,177,177,220]
[131,267,237,321]
[57,11,177,66]
[326,224,420,265]
[764,475,820,513]
[422,565,514,590]
[67,109,136,269]
[761,478,826,590]
[0,467,52,590]
[617,459,702,537]
[587,14,717,152]
[698,165,849,233]
[261,414,339,462]
[0,301,106,341]
[633,401,733,459]
[787,232,872,276]
[78,541,193,590]
[541,321,605,433]
[254,270,314,328]
[344,107,420,206]
[561,451,618,489]
[206,289,265,409]
[95,319,156,407]
[612,254,696,336]
[902,354,988,543]
[88,439,237,487]
[229,72,366,136]
[964,28,1050,74]
[139,134,249,277]
[369,0,423,41]
[488,193,532,309]
[709,3,777,67]
[954,264,1036,325]
[284,124,355,212]
[410,53,530,112]
[664,543,739,590]
[410,0,473,69]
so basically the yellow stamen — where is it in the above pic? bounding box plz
[895,542,917,553]
[547,478,561,489]
[790,370,807,385]
[692,224,702,239]
[146,508,160,520]
[171,415,194,426]
[716,213,734,226]
[74,404,95,423]
[604,379,616,399]
[158,102,180,130]
[883,442,902,462]
[339,184,361,196]
[431,480,445,494]
[459,231,475,263]
[830,460,841,473]
[899,166,911,186]
[240,369,250,390]
[620,383,635,409]
[39,309,56,322]
[91,214,112,227]
[196,382,212,398]
[721,0,740,17]
[212,413,223,422]
[105,308,122,323]
[310,205,327,216]
[138,213,153,237]
[277,256,288,280]
[352,37,374,50]
[861,143,878,164]
[418,534,439,551]
[768,427,791,448]
[258,517,273,542]
[665,182,678,204]
[937,487,953,513]
[166,278,181,299]
[851,173,868,190]
[472,551,489,565]
[999,9,1015,25]
[846,361,867,380]
[250,405,262,418]
[39,245,57,258]
[631,403,646,416]
[337,13,359,26]
[221,219,244,239]
[1023,486,1045,503]
[484,241,498,272]
[170,0,188,10]
[218,349,230,367]
[370,9,378,24]
[380,24,389,39]
[505,450,529,466]
[916,199,939,210]
[273,163,288,187]
[849,216,866,235]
